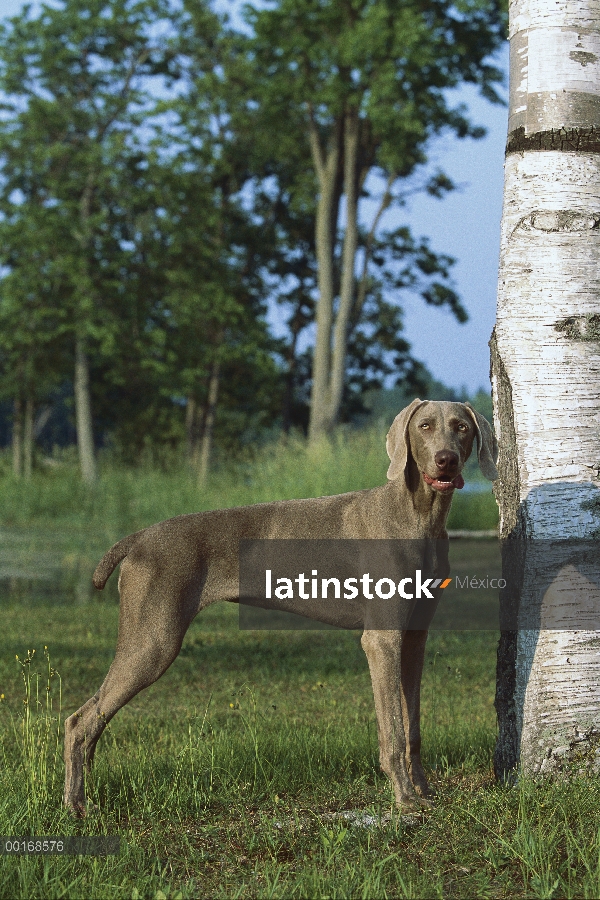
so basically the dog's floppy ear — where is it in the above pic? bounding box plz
[464,402,498,481]
[386,399,426,481]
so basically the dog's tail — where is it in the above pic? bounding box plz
[92,532,142,590]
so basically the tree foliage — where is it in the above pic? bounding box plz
[0,0,506,474]
[240,0,506,438]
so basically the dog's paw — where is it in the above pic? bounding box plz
[396,791,432,813]
[413,780,436,800]
[66,801,87,819]
[65,800,99,819]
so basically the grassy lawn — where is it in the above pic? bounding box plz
[1,434,599,897]
[0,427,499,539]
[1,601,600,898]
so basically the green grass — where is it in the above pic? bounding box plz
[7,430,584,897]
[0,426,498,536]
[1,603,600,898]
[0,428,498,610]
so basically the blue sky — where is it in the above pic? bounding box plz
[1,0,509,395]
[396,69,509,395]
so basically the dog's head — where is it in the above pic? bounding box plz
[386,399,498,491]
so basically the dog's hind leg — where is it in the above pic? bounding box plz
[64,561,200,815]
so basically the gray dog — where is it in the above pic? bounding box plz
[64,399,497,815]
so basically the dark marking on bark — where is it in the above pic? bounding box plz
[581,493,600,538]
[554,313,600,342]
[584,461,600,482]
[537,728,600,777]
[569,51,598,67]
[489,328,526,779]
[581,495,600,514]
[516,211,600,234]
[507,126,600,154]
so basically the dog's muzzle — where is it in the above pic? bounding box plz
[422,472,465,492]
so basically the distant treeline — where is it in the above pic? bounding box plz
[0,0,506,480]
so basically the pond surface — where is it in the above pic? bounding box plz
[0,528,502,628]
[0,528,113,605]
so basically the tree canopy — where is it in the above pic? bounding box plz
[239,0,506,438]
[0,0,507,475]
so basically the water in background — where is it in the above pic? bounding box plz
[0,528,112,605]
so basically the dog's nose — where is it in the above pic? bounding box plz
[435,450,459,472]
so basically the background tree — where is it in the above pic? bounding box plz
[159,10,284,477]
[244,0,506,441]
[492,0,600,780]
[0,0,508,472]
[0,0,176,481]
[0,186,73,478]
[0,0,285,476]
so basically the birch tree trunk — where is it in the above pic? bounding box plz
[329,111,360,424]
[197,357,220,488]
[73,174,98,485]
[493,0,600,779]
[12,396,23,479]
[23,396,34,480]
[308,112,369,443]
[74,338,97,484]
[308,118,342,441]
[185,395,198,461]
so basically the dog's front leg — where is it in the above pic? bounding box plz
[361,629,425,809]
[400,629,431,798]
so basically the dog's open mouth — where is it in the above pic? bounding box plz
[422,472,465,492]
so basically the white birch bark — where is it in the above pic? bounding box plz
[493,0,600,777]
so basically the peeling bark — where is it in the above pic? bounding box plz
[507,125,600,154]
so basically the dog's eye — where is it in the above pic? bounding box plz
[419,423,430,430]
[458,423,468,432]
